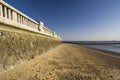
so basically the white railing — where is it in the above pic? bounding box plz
[0,0,61,40]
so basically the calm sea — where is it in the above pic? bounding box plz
[73,41,120,53]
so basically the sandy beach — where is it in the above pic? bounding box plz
[0,43,120,80]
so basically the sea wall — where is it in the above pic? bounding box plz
[0,0,61,74]
[0,23,61,74]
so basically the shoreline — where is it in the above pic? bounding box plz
[80,44,120,58]
[64,42,120,58]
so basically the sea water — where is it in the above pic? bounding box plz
[84,43,120,53]
[77,41,120,53]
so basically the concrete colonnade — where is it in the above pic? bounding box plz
[0,2,38,29]
[0,1,61,40]
[0,4,12,20]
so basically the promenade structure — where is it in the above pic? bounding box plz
[0,0,61,40]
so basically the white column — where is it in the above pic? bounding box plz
[23,17,25,24]
[30,21,32,27]
[21,16,23,24]
[26,19,28,26]
[23,17,24,24]
[12,11,17,21]
[35,24,37,29]
[20,16,22,24]
[31,21,33,28]
[21,16,22,24]
[22,17,24,24]
[19,15,20,23]
[17,14,18,22]
[25,18,27,25]
[24,18,26,25]
[17,14,20,23]
[30,22,32,27]
[8,9,11,19]
[27,19,29,26]
[4,6,7,18]
[0,4,3,17]
[32,22,34,28]
[19,15,21,23]
[38,21,44,32]
[33,23,35,29]
[22,16,23,24]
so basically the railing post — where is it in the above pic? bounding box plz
[8,9,11,19]
[0,4,3,17]
[23,17,25,25]
[4,6,7,18]
[38,21,44,32]
[20,16,22,24]
[16,11,20,23]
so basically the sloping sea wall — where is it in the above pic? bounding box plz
[0,23,61,74]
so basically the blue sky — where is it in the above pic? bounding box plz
[4,0,120,41]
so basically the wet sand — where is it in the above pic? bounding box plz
[0,43,120,80]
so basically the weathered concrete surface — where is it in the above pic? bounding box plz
[0,24,61,74]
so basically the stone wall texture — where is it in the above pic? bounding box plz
[0,23,61,74]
